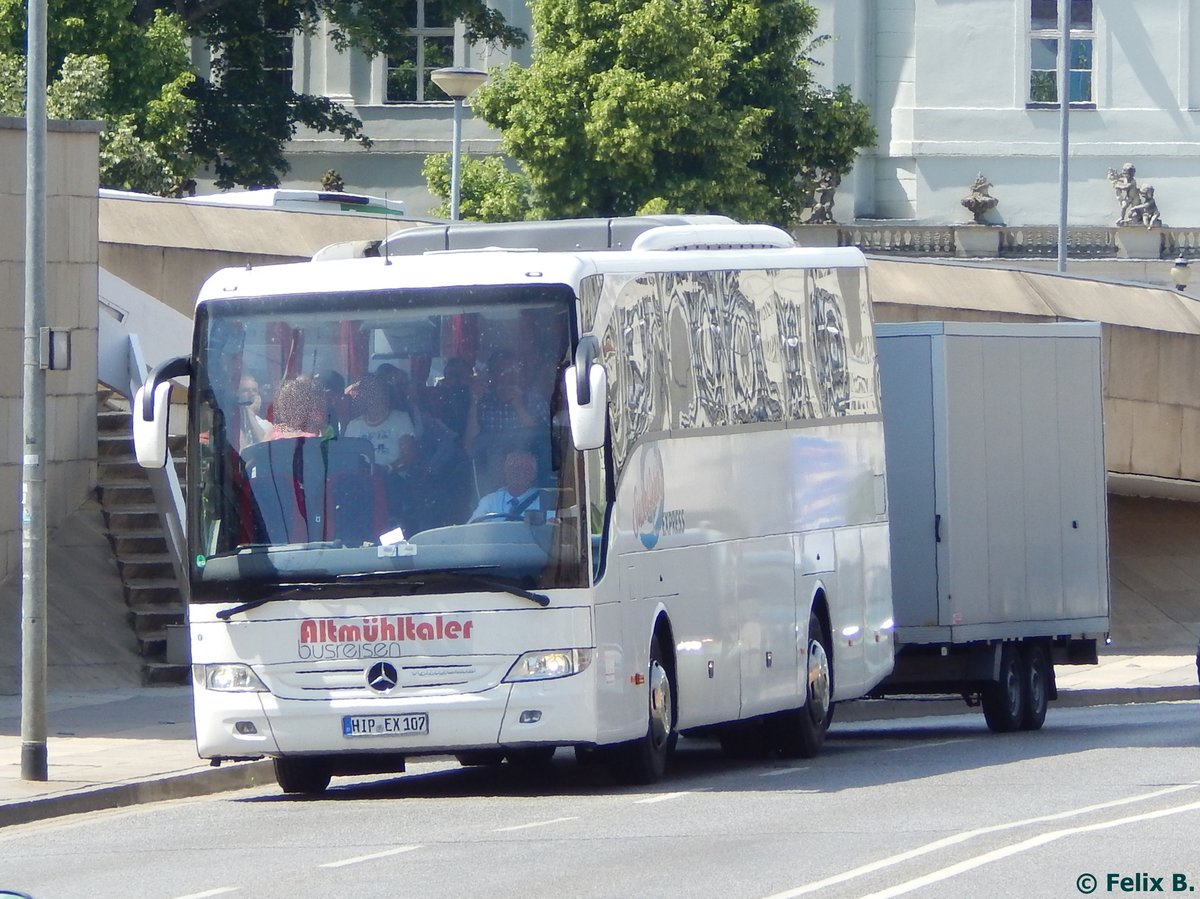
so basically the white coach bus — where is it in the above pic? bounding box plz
[133,217,894,794]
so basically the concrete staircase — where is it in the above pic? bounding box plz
[95,389,189,685]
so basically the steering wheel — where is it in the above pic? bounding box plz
[468,512,520,524]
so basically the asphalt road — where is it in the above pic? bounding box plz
[2,700,1199,899]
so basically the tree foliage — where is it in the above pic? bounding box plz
[0,0,194,193]
[422,152,532,222]
[174,0,523,188]
[470,0,875,225]
[0,0,524,191]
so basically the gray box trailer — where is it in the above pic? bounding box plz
[874,321,1110,731]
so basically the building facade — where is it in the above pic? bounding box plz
[192,1,533,216]
[809,0,1200,227]
[195,1,1200,231]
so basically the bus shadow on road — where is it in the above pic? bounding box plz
[238,700,1200,803]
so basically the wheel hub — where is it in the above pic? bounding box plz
[648,660,673,748]
[807,639,831,721]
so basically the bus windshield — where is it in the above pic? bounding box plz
[188,284,586,600]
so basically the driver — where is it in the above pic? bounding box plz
[469,450,552,522]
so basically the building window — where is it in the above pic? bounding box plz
[386,0,457,103]
[1029,0,1093,107]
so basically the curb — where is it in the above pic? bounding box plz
[0,759,275,829]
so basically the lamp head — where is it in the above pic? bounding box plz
[1170,255,1191,292]
[430,67,489,101]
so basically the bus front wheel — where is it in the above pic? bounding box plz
[610,634,676,785]
[274,756,332,795]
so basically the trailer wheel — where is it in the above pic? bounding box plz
[1019,643,1050,731]
[274,756,332,794]
[610,634,676,784]
[982,644,1025,733]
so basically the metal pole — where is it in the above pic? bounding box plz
[1056,0,1070,273]
[449,97,464,221]
[21,0,49,781]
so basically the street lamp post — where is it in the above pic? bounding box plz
[430,67,488,221]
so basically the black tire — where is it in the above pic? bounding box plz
[610,634,676,785]
[769,610,834,759]
[1019,643,1051,731]
[506,746,557,766]
[455,749,506,767]
[982,643,1025,733]
[274,756,332,794]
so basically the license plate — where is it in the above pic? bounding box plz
[342,713,429,737]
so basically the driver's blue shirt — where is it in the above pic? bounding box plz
[471,487,548,521]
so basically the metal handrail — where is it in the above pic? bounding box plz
[126,334,188,600]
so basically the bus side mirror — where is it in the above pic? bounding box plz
[133,356,191,469]
[565,335,606,451]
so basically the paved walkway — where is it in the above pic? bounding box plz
[0,651,1196,828]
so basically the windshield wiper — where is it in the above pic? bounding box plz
[215,566,550,619]
[337,566,551,607]
[215,582,329,619]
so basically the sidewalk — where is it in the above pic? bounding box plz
[1,651,1196,828]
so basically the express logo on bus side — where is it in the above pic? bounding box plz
[633,445,666,549]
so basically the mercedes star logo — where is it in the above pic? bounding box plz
[366,661,399,693]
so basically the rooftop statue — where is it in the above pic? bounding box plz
[961,173,999,224]
[1106,162,1162,227]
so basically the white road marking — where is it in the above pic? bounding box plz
[883,738,972,753]
[170,889,238,899]
[634,791,696,804]
[319,845,421,868]
[860,796,1200,898]
[759,767,811,777]
[494,816,578,832]
[760,781,1200,899]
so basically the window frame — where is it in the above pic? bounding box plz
[384,0,461,105]
[1027,0,1095,109]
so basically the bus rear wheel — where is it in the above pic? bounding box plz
[770,610,834,759]
[274,756,332,794]
[610,634,676,785]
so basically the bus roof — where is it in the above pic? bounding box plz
[196,239,868,308]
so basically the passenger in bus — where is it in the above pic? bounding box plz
[469,450,553,523]
[464,352,549,491]
[313,369,350,436]
[344,373,421,529]
[235,374,272,449]
[429,356,475,439]
[344,373,418,471]
[268,377,328,440]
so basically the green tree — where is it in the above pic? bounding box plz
[163,0,524,188]
[1,0,524,191]
[0,1,195,193]
[422,152,532,221]
[471,0,874,225]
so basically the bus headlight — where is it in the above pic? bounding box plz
[205,663,268,692]
[504,649,593,682]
